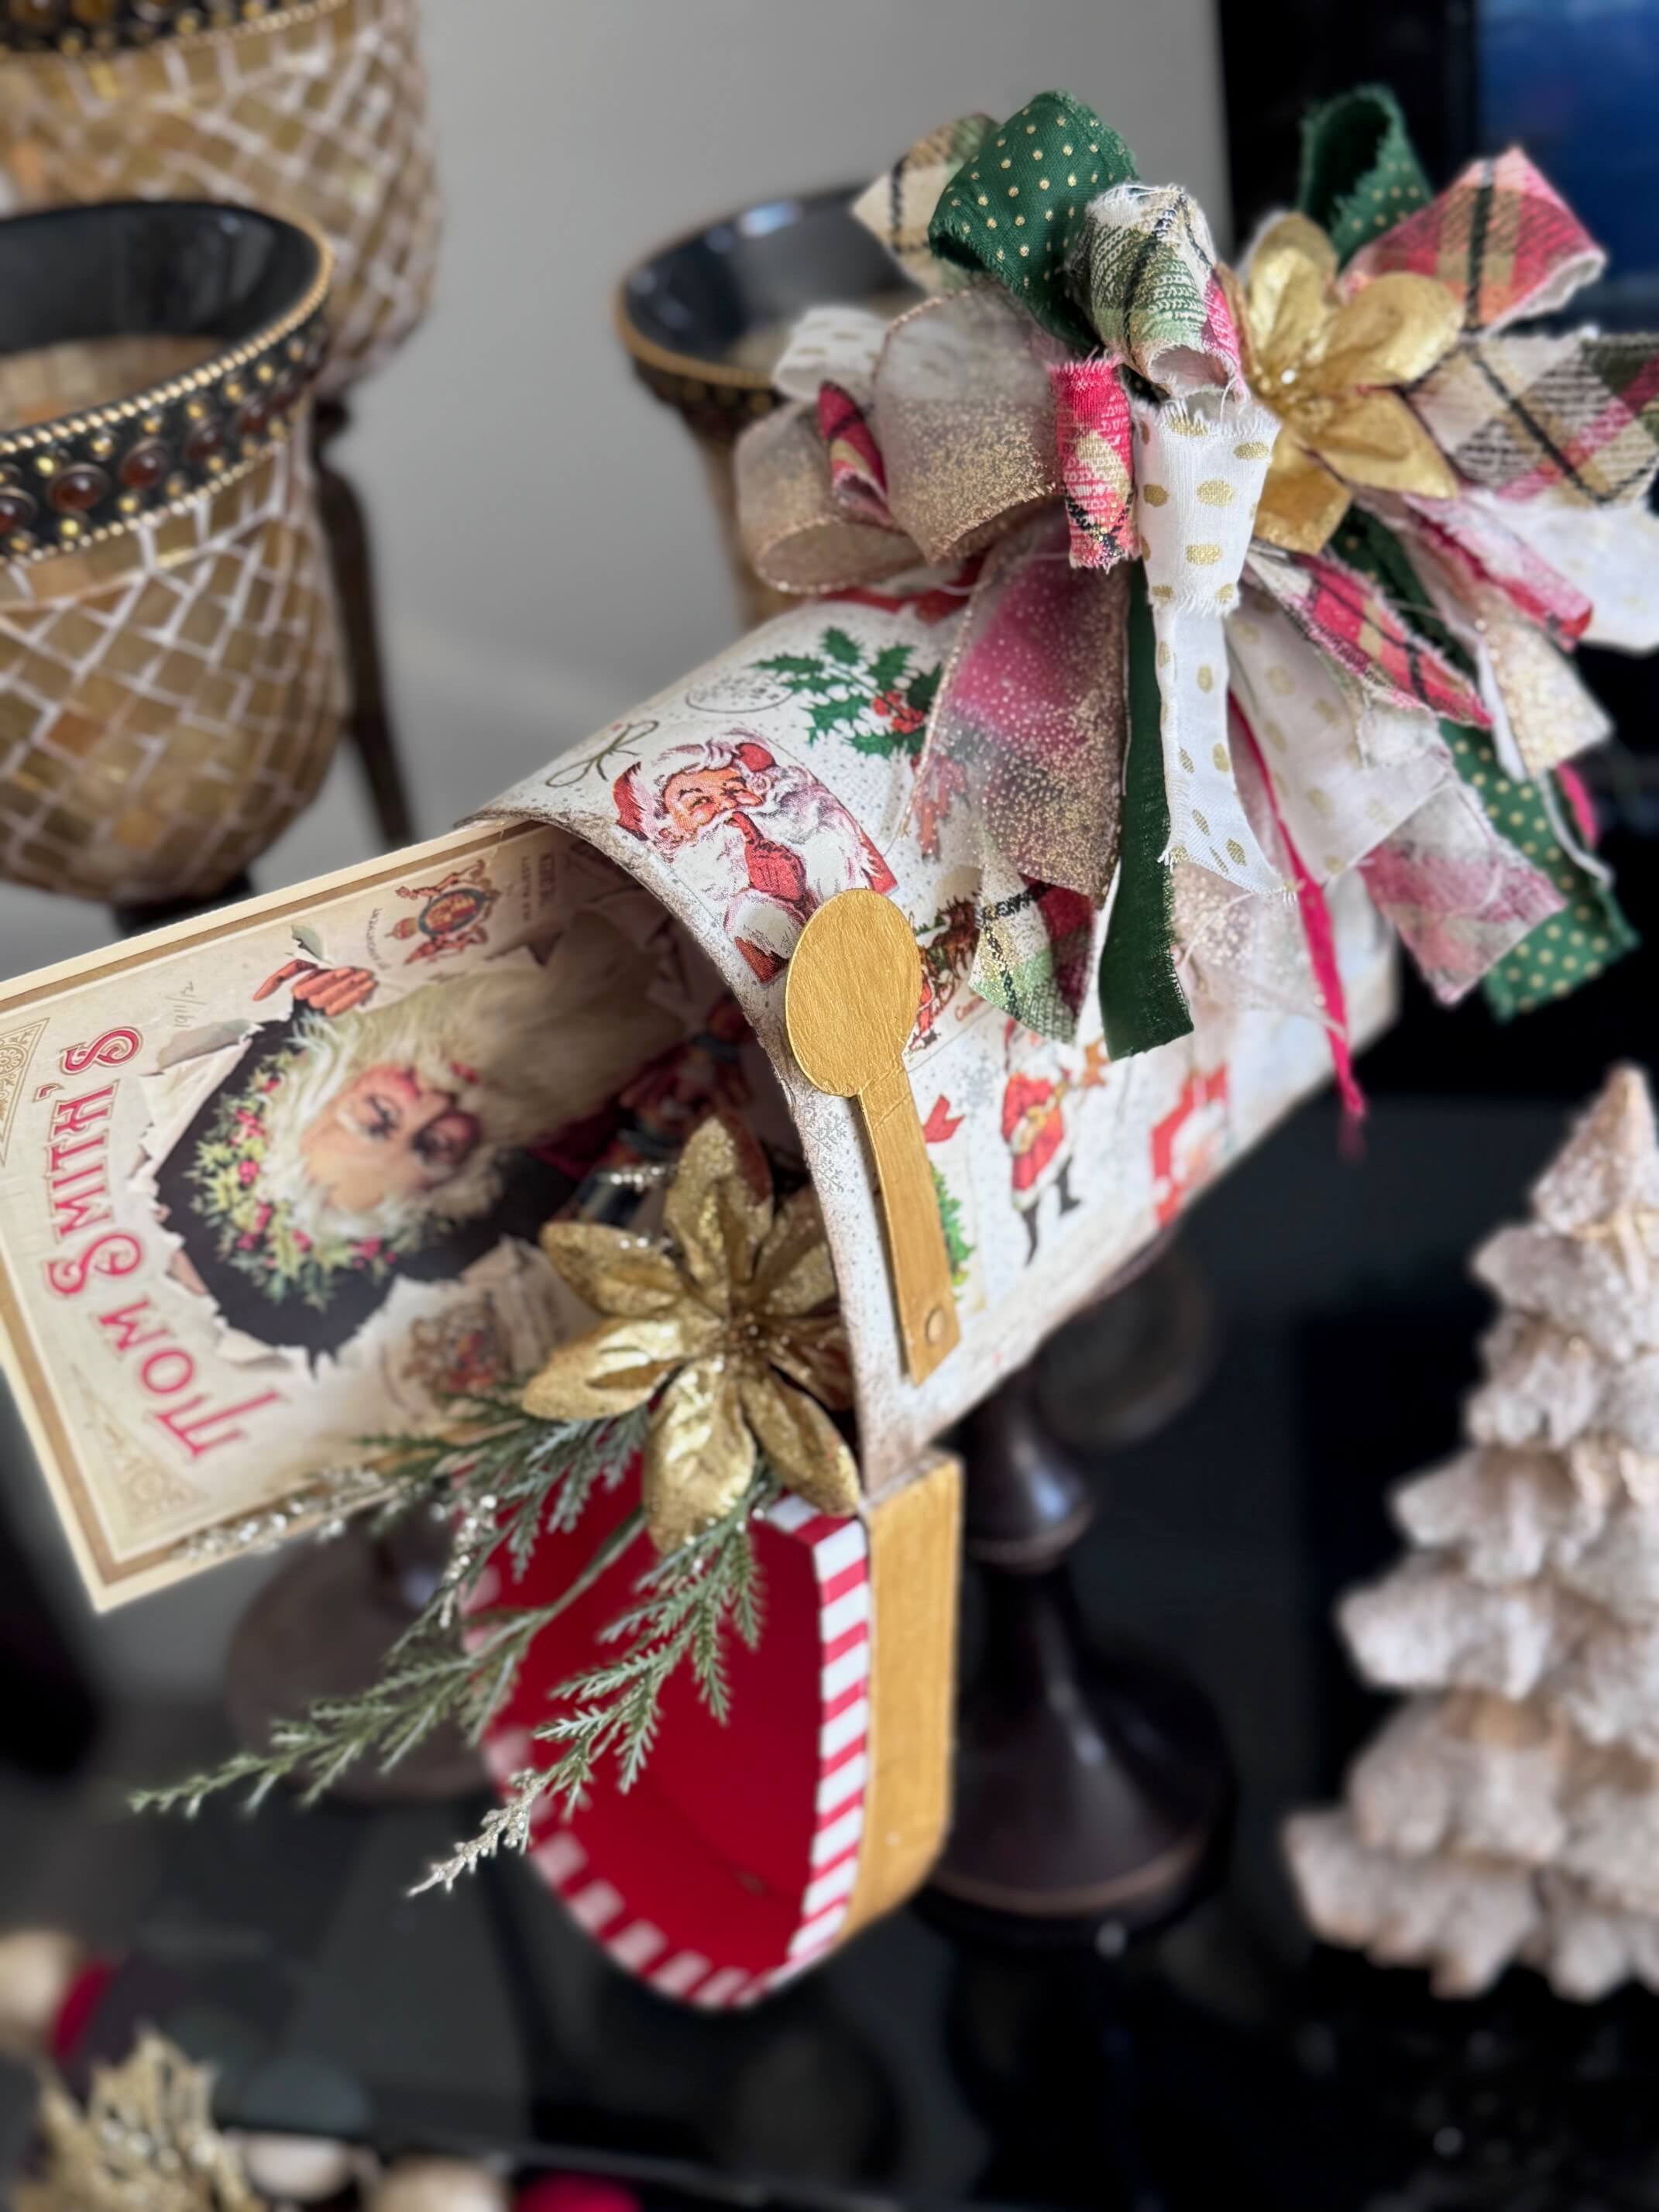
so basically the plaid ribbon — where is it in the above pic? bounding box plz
[1358,780,1565,1005]
[817,383,891,527]
[1334,507,1637,1015]
[1411,331,1659,507]
[1431,721,1635,1016]
[1049,358,1135,568]
[968,861,1099,1037]
[1346,149,1604,335]
[1402,493,1592,644]
[1409,542,1610,781]
[1072,182,1242,389]
[1245,544,1491,730]
[850,112,995,293]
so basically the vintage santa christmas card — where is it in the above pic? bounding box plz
[0,821,737,1606]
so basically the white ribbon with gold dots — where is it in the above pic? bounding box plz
[1131,388,1286,894]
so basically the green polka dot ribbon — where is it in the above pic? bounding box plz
[1435,722,1637,1018]
[1297,85,1433,265]
[1334,511,1637,1018]
[927,91,1137,348]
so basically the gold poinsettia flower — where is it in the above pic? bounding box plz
[521,1111,859,1553]
[1233,213,1464,554]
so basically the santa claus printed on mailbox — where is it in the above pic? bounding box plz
[611,733,895,981]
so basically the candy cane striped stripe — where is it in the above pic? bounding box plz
[508,1496,872,2009]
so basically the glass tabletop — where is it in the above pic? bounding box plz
[17,1078,1658,2210]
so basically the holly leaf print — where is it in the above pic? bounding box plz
[809,697,870,740]
[847,723,922,761]
[756,653,822,686]
[871,642,914,692]
[906,665,941,715]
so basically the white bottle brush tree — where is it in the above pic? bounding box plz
[1286,1065,1659,2001]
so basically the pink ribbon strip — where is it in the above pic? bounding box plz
[1233,698,1366,1135]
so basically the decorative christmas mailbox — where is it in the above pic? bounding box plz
[2,76,1653,2007]
[0,581,1394,2003]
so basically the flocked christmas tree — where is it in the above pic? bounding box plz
[1287,1066,1659,2001]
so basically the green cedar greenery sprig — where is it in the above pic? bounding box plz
[411,1462,777,1894]
[130,1392,775,1892]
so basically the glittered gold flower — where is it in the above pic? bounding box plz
[1235,214,1463,554]
[522,1112,859,1553]
[15,2030,265,2212]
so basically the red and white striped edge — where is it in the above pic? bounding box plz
[481,1493,872,2010]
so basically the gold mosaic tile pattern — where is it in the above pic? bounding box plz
[0,0,440,393]
[0,424,343,902]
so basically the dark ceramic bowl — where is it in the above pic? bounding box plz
[615,185,902,445]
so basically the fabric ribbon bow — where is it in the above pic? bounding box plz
[740,93,1297,1041]
[737,84,1657,1053]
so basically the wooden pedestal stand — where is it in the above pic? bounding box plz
[933,1238,1232,1946]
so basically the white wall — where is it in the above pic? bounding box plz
[0,0,1228,1688]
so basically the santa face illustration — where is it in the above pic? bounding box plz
[1000,1020,1084,1266]
[613,734,895,982]
[301,1059,483,1214]
[156,911,679,1355]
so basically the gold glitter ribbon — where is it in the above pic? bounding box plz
[737,287,1130,983]
[738,287,1066,590]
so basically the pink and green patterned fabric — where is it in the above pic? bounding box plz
[1246,545,1491,731]
[1345,149,1603,333]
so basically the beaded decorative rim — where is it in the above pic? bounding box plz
[0,0,349,57]
[0,199,332,564]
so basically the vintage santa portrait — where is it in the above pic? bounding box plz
[610,732,895,981]
[143,912,679,1356]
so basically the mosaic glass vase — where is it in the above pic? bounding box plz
[0,0,440,395]
[0,197,342,903]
